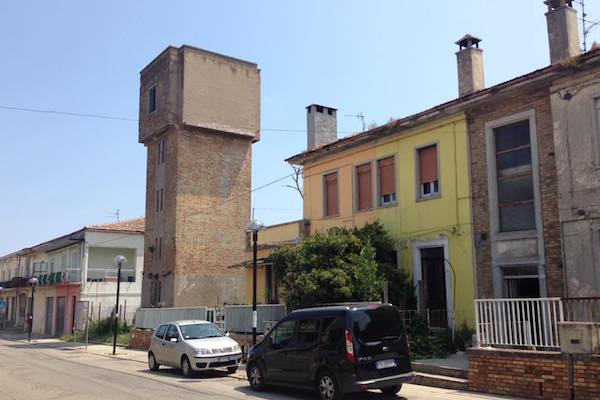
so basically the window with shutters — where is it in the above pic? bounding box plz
[355,163,373,211]
[377,156,396,206]
[323,172,339,217]
[493,119,536,232]
[417,144,440,199]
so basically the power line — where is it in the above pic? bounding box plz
[0,104,356,134]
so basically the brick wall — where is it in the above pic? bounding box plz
[469,348,600,399]
[468,86,563,298]
[129,329,153,351]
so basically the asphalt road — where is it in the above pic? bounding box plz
[0,338,514,400]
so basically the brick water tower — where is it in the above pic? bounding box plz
[138,46,260,307]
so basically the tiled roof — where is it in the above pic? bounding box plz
[86,216,145,233]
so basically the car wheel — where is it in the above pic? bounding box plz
[247,363,265,391]
[317,371,341,400]
[148,352,160,371]
[181,356,194,378]
[227,366,238,374]
[380,384,402,396]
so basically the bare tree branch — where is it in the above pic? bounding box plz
[284,165,303,199]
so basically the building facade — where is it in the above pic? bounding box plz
[0,218,144,336]
[288,107,476,329]
[138,46,261,308]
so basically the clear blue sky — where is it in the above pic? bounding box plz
[1,1,598,255]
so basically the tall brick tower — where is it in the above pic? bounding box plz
[139,46,260,307]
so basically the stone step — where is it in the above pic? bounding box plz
[413,372,469,391]
[411,362,468,379]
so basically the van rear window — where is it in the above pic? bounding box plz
[351,306,404,343]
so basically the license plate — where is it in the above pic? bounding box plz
[375,359,396,369]
[218,356,230,362]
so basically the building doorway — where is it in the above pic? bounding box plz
[45,297,54,335]
[413,239,453,329]
[55,297,66,337]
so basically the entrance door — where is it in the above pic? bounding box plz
[420,247,448,328]
[45,297,54,335]
[55,297,66,337]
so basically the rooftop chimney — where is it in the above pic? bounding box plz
[545,0,580,63]
[307,104,337,150]
[455,34,485,97]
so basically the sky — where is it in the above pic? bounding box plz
[1,0,599,255]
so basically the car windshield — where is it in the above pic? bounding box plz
[179,323,225,340]
[351,306,404,344]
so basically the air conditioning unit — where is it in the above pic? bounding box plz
[558,322,600,355]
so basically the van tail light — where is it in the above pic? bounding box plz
[345,329,356,364]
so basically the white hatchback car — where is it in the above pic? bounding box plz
[148,320,242,377]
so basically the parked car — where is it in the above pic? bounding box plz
[246,304,413,400]
[148,320,242,377]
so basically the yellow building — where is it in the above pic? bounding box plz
[238,220,309,304]
[287,106,475,329]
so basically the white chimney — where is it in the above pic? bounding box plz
[545,0,580,63]
[307,104,337,150]
[456,34,485,97]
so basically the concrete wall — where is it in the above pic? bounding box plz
[550,65,600,297]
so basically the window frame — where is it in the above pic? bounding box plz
[485,110,542,238]
[415,142,441,201]
[148,83,157,115]
[322,170,340,218]
[354,161,374,212]
[376,154,398,208]
[591,95,600,167]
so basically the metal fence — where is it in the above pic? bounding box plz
[563,297,600,322]
[135,307,208,329]
[475,298,563,349]
[224,304,287,333]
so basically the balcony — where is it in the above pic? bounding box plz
[36,268,82,286]
[86,267,136,283]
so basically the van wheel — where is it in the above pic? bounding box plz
[148,352,160,371]
[380,384,402,395]
[317,371,341,400]
[181,356,193,377]
[247,363,265,391]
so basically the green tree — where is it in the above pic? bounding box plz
[271,221,415,310]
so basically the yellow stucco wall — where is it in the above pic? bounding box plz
[302,114,475,328]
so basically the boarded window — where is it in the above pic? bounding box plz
[418,145,439,198]
[378,157,396,205]
[324,172,338,216]
[494,119,535,232]
[356,163,372,210]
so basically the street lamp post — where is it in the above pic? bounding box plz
[244,220,266,347]
[112,255,127,355]
[27,277,38,342]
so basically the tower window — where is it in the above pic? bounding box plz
[148,84,157,115]
[327,108,333,115]
[316,105,324,113]
[157,140,165,164]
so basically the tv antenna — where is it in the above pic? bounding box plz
[576,0,600,52]
[108,209,120,222]
[344,112,366,131]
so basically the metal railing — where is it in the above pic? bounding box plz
[563,297,600,322]
[135,307,208,329]
[475,298,563,349]
[224,304,287,334]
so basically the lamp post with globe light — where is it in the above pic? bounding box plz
[244,219,266,346]
[112,255,127,355]
[27,277,38,342]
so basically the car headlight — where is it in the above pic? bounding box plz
[195,348,212,355]
[233,344,241,352]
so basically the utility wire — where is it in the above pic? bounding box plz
[0,104,355,134]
